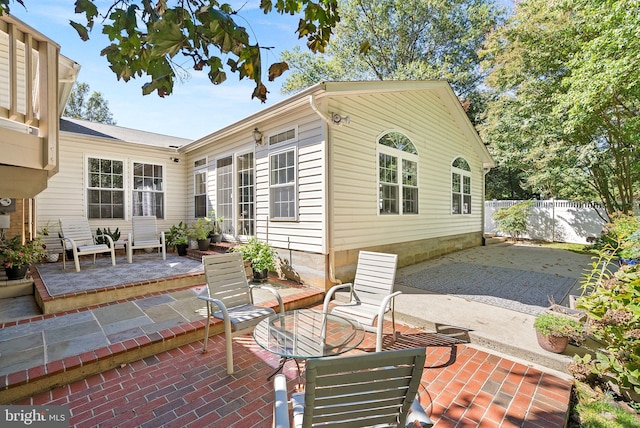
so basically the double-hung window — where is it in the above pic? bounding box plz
[87,157,124,219]
[269,149,297,220]
[378,132,418,215]
[194,157,208,218]
[132,162,164,218]
[194,171,207,218]
[452,157,471,214]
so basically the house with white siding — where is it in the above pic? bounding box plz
[31,80,494,291]
[177,80,495,289]
[1,14,494,290]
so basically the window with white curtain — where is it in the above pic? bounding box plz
[132,162,164,218]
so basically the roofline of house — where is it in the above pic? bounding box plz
[181,80,495,168]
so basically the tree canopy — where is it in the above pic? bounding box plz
[64,82,117,125]
[0,0,340,101]
[481,0,640,214]
[280,0,504,124]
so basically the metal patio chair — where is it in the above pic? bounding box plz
[59,217,116,272]
[322,251,401,352]
[126,216,166,263]
[198,252,284,375]
[273,347,432,428]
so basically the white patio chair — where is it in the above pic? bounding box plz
[322,251,401,352]
[198,252,284,375]
[59,217,116,272]
[126,216,166,263]
[273,347,432,428]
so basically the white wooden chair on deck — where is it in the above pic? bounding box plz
[198,252,284,375]
[273,347,432,428]
[126,216,166,263]
[322,251,401,352]
[59,217,116,272]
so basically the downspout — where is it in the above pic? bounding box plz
[309,95,341,286]
[482,167,491,245]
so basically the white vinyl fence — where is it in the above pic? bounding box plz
[484,200,639,244]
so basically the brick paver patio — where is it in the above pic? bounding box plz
[13,316,572,427]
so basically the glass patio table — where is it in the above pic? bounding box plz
[253,309,365,379]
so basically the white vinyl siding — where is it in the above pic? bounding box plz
[329,89,486,250]
[36,131,186,238]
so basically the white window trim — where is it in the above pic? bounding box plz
[376,132,419,216]
[451,156,472,216]
[194,170,208,218]
[131,160,166,219]
[269,147,299,221]
[235,150,255,238]
[84,154,128,220]
[267,125,298,148]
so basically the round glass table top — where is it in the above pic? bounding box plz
[253,309,365,359]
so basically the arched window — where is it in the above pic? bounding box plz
[378,131,418,215]
[451,157,471,214]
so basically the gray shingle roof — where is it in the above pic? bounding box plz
[60,117,192,149]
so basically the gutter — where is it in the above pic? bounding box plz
[309,94,342,287]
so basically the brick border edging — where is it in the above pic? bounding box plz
[0,289,324,404]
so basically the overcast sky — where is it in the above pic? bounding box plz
[10,1,306,140]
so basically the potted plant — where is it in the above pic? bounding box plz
[1,235,47,280]
[207,210,224,243]
[166,222,189,256]
[190,217,213,251]
[232,237,278,282]
[533,312,584,354]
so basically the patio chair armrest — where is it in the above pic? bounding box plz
[197,296,229,322]
[250,284,284,314]
[273,374,290,428]
[322,282,353,314]
[95,231,115,247]
[406,395,433,428]
[62,237,77,251]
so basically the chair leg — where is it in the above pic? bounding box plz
[225,322,234,375]
[73,253,81,272]
[202,306,211,353]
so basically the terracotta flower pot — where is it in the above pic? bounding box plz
[535,331,569,353]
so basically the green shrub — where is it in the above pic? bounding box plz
[593,212,640,258]
[492,200,534,241]
[573,249,640,404]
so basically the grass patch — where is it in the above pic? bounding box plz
[568,382,640,427]
[524,240,598,255]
